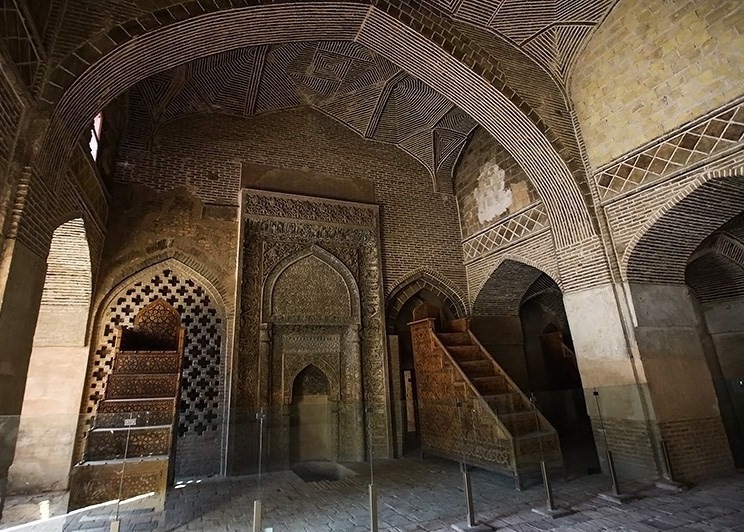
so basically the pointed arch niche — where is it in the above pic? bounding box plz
[261,246,362,468]
[78,259,227,479]
[237,188,391,474]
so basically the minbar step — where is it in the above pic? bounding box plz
[459,360,495,378]
[500,411,540,435]
[69,456,169,511]
[105,374,180,399]
[113,351,181,375]
[483,393,530,414]
[85,425,173,461]
[436,332,471,346]
[446,345,481,361]
[96,398,177,427]
[471,375,509,395]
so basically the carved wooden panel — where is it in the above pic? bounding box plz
[96,399,176,427]
[105,374,180,400]
[69,458,168,511]
[114,352,181,374]
[88,268,224,437]
[123,298,182,350]
[410,320,515,472]
[86,427,172,461]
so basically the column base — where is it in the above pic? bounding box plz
[531,506,572,518]
[451,522,494,532]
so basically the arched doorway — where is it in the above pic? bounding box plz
[685,218,744,469]
[518,273,596,473]
[290,365,332,463]
[262,247,363,468]
[473,259,598,474]
[80,261,226,479]
[386,273,466,455]
[7,218,92,493]
[623,174,744,480]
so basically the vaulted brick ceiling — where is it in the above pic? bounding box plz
[5,1,622,247]
[128,41,478,184]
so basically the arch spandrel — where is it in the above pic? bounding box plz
[624,171,744,284]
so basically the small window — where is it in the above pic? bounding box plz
[89,112,103,160]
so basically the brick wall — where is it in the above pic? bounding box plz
[466,230,560,308]
[572,0,744,169]
[116,107,467,297]
[455,127,540,238]
[659,416,735,482]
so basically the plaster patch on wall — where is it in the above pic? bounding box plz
[476,159,513,223]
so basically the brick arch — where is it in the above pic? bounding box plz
[40,3,595,249]
[386,270,467,331]
[624,169,744,284]
[37,217,93,346]
[473,258,560,317]
[687,249,744,305]
[287,362,338,405]
[91,244,232,341]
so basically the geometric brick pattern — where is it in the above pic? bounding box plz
[0,66,23,172]
[431,0,616,84]
[385,269,468,330]
[38,3,597,250]
[472,258,546,316]
[596,99,744,202]
[686,229,744,304]
[88,267,223,437]
[462,203,549,263]
[0,1,43,90]
[130,41,477,182]
[624,174,744,284]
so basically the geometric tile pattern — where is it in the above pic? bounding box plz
[88,268,223,437]
[462,203,549,263]
[130,41,478,184]
[596,100,744,202]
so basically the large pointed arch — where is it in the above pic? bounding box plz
[472,256,562,316]
[79,257,229,478]
[624,169,744,284]
[39,4,595,249]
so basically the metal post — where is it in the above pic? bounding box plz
[111,413,135,532]
[660,440,674,481]
[530,395,570,518]
[462,462,476,528]
[366,404,378,532]
[540,461,555,511]
[252,500,262,532]
[369,483,378,532]
[253,407,266,532]
[593,390,620,495]
[593,390,637,503]
[607,450,621,496]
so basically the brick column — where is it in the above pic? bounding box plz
[629,283,736,481]
[0,240,47,516]
[563,283,661,480]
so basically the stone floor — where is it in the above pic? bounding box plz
[1,457,743,531]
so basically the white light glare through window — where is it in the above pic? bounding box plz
[89,112,102,160]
